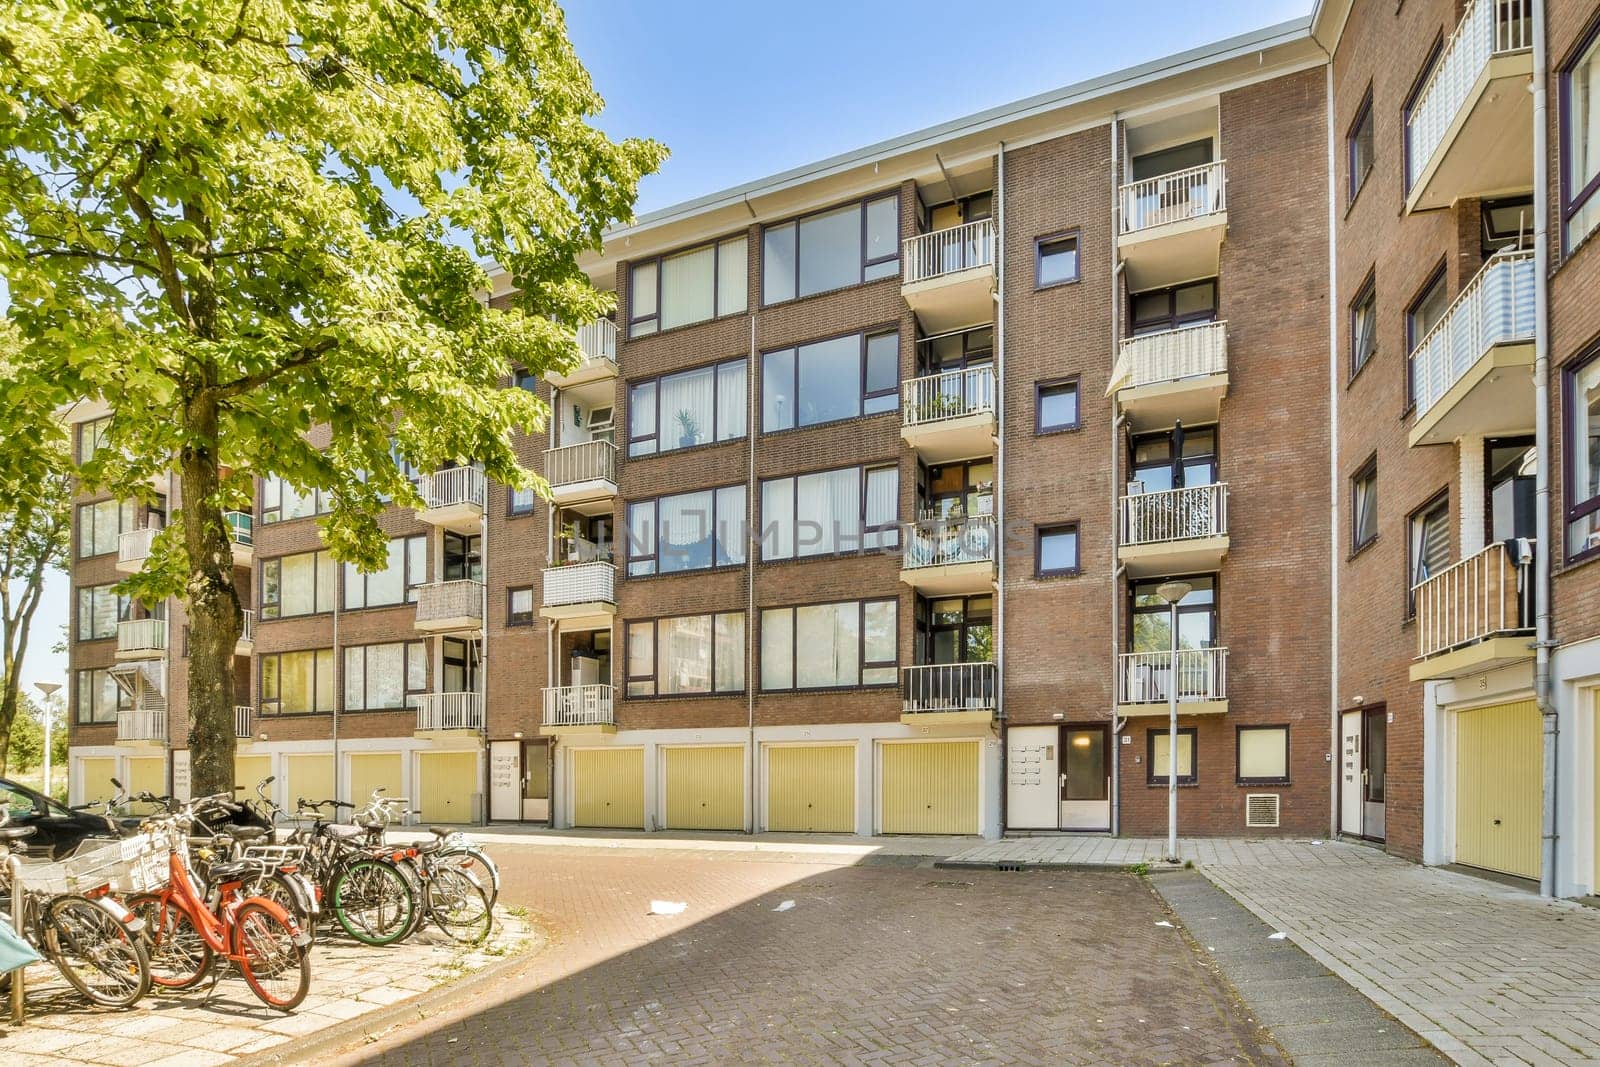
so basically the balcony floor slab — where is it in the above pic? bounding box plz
[541,723,617,737]
[1117,373,1228,433]
[1118,213,1226,291]
[1410,634,1534,682]
[1116,700,1228,718]
[900,267,994,335]
[898,709,996,728]
[540,603,617,631]
[899,561,995,596]
[550,481,618,515]
[1117,535,1229,579]
[416,502,484,533]
[1408,342,1534,448]
[899,414,995,464]
[1405,52,1534,214]
[413,616,484,636]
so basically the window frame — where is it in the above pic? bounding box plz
[507,484,538,517]
[626,356,747,459]
[74,667,131,724]
[1235,725,1291,786]
[1349,270,1378,380]
[1035,377,1082,435]
[342,534,427,611]
[760,190,902,306]
[1404,261,1448,412]
[259,549,336,620]
[759,597,899,693]
[1347,85,1375,203]
[259,477,332,525]
[259,648,336,716]
[76,498,135,559]
[1560,16,1600,254]
[1146,727,1198,786]
[760,326,901,434]
[1033,230,1081,290]
[625,482,747,577]
[627,232,749,338]
[758,463,900,562]
[623,611,745,699]
[76,415,112,466]
[1351,454,1379,556]
[1035,522,1081,578]
[76,582,130,641]
[1564,344,1600,563]
[507,586,536,627]
[341,640,428,712]
[1407,487,1451,615]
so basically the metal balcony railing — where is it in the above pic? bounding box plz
[901,365,996,427]
[234,705,254,739]
[1119,160,1227,234]
[1119,483,1229,547]
[901,515,998,570]
[414,692,485,732]
[1118,648,1229,705]
[1410,249,1535,420]
[419,466,486,511]
[1118,321,1228,389]
[902,662,997,715]
[238,609,255,645]
[416,579,485,625]
[902,219,996,284]
[1406,0,1532,190]
[116,618,168,656]
[116,708,167,743]
[575,318,619,366]
[545,440,617,489]
[225,510,253,548]
[543,561,616,608]
[542,684,615,727]
[1414,540,1534,659]
[118,526,158,566]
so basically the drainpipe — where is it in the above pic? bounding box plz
[1110,114,1124,837]
[995,142,1007,840]
[477,486,489,826]
[1532,0,1558,898]
[331,556,340,815]
[746,309,757,835]
[1322,57,1342,841]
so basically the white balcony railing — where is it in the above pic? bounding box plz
[545,440,617,489]
[1406,0,1533,190]
[1119,321,1228,389]
[225,510,253,548]
[116,618,168,656]
[902,515,998,570]
[238,609,255,645]
[1120,483,1229,547]
[416,579,485,625]
[543,561,616,608]
[234,705,254,739]
[1414,540,1534,659]
[902,662,997,715]
[542,684,615,728]
[902,219,996,284]
[419,466,486,511]
[116,708,167,743]
[901,365,996,427]
[1118,648,1230,705]
[1119,161,1227,234]
[118,525,158,566]
[415,692,485,732]
[575,318,619,366]
[1410,249,1536,420]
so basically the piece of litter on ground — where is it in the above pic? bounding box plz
[1267,931,1288,940]
[649,900,687,916]
[1155,920,1175,928]
[1310,839,1324,845]
[773,900,795,912]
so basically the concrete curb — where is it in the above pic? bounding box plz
[934,858,1188,874]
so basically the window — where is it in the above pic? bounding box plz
[1130,577,1217,653]
[76,583,129,640]
[77,498,135,558]
[626,485,746,576]
[76,416,111,465]
[1408,492,1450,612]
[261,477,331,524]
[261,550,336,619]
[75,668,130,724]
[1350,273,1377,376]
[343,641,427,711]
[443,531,482,582]
[260,649,336,715]
[762,193,899,305]
[629,235,747,337]
[760,599,897,691]
[1348,88,1374,201]
[627,358,747,458]
[1406,265,1448,409]
[1351,457,1378,553]
[1237,726,1290,785]
[1147,728,1197,785]
[759,465,898,561]
[509,485,537,516]
[625,612,744,697]
[1035,233,1080,288]
[1036,524,1080,578]
[343,535,426,610]
[1562,23,1600,250]
[914,595,993,666]
[508,587,535,626]
[1482,196,1534,254]
[1566,347,1600,560]
[762,329,899,432]
[1036,379,1081,433]
[1129,280,1217,335]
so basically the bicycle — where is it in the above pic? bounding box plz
[393,830,494,945]
[287,799,417,947]
[126,795,312,1011]
[353,790,501,909]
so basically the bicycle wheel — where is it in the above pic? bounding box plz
[442,846,500,909]
[253,873,318,942]
[426,866,493,945]
[233,902,310,1011]
[331,858,414,946]
[128,893,213,990]
[43,895,151,1008]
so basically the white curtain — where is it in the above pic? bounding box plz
[716,360,747,441]
[717,237,747,315]
[659,365,716,451]
[864,467,898,548]
[760,609,793,690]
[660,615,712,695]
[761,479,794,560]
[796,468,860,556]
[659,490,713,573]
[796,603,858,688]
[659,245,715,330]
[368,643,404,708]
[716,485,747,566]
[714,614,745,692]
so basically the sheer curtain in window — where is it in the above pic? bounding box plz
[660,246,715,330]
[717,237,747,315]
[714,614,745,692]
[864,467,898,549]
[716,485,746,566]
[660,615,712,694]
[660,490,714,573]
[716,361,747,440]
[659,365,716,450]
[796,469,859,556]
[796,604,859,687]
[761,479,795,560]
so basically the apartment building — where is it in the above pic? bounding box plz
[59,1,1600,895]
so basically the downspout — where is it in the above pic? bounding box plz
[746,309,757,834]
[1321,50,1341,841]
[331,554,340,812]
[478,485,489,826]
[1110,114,1124,836]
[995,142,1007,839]
[1532,0,1558,898]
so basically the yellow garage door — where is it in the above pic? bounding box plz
[125,756,166,814]
[571,748,644,829]
[1456,700,1541,880]
[234,754,272,800]
[664,746,745,831]
[79,757,119,806]
[880,741,979,835]
[348,753,404,811]
[286,754,335,813]
[418,752,478,824]
[767,745,854,832]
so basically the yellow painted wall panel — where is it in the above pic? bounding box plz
[880,741,979,835]
[125,756,166,814]
[348,753,404,810]
[234,754,272,799]
[1456,700,1541,880]
[664,746,744,831]
[572,748,644,829]
[286,754,335,813]
[766,745,854,832]
[78,757,118,805]
[417,752,478,823]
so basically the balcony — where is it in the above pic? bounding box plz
[1118,161,1227,290]
[1410,540,1534,681]
[116,526,158,575]
[414,579,485,634]
[414,692,485,736]
[900,663,997,727]
[1110,322,1228,431]
[545,440,618,515]
[1404,0,1533,212]
[1408,250,1536,447]
[1115,648,1229,718]
[547,318,620,390]
[416,467,486,533]
[115,709,167,748]
[541,684,616,736]
[234,705,254,740]
[900,515,997,595]
[115,618,168,660]
[900,366,996,463]
[540,561,617,630]
[1117,483,1229,578]
[901,220,996,333]
[235,609,255,655]
[225,510,254,566]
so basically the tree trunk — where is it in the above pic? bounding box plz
[181,391,241,798]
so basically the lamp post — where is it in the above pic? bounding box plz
[1156,581,1192,864]
[34,681,61,799]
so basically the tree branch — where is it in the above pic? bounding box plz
[209,337,337,399]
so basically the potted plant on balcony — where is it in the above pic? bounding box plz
[674,409,701,449]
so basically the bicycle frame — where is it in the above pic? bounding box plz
[147,838,307,963]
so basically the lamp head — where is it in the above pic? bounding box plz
[1155,580,1193,604]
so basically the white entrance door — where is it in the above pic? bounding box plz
[489,740,521,822]
[1006,725,1059,830]
[1340,711,1363,836]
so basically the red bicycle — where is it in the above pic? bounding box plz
[127,794,311,1011]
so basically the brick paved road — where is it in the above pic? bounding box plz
[323,847,1286,1065]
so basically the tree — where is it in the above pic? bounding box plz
[0,1,664,795]
[6,687,43,771]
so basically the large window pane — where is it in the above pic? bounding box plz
[797,468,860,557]
[659,490,714,574]
[715,614,745,692]
[796,603,858,688]
[799,204,861,297]
[1566,36,1600,248]
[717,237,748,316]
[763,223,797,305]
[762,348,796,432]
[1238,726,1289,782]
[716,360,747,441]
[797,335,860,426]
[864,195,899,268]
[660,245,715,331]
[864,467,899,549]
[862,600,897,685]
[659,615,713,695]
[716,485,747,566]
[760,609,793,690]
[658,365,715,450]
[343,647,365,711]
[368,643,404,708]
[761,479,795,560]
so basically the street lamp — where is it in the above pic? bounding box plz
[33,681,62,799]
[1155,580,1192,864]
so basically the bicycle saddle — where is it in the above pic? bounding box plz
[230,826,270,842]
[428,826,455,838]
[207,859,262,882]
[0,825,37,840]
[326,824,364,840]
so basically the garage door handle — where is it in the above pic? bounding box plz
[1492,818,1502,826]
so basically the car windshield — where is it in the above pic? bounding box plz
[0,781,70,820]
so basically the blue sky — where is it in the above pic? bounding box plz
[23,0,1308,698]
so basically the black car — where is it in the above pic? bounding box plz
[0,777,128,860]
